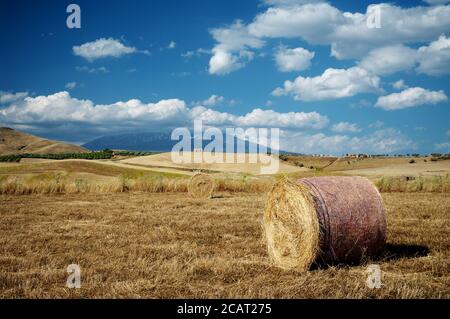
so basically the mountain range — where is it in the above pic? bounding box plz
[82,131,278,153]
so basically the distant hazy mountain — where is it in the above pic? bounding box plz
[83,132,174,152]
[0,127,88,155]
[82,131,279,153]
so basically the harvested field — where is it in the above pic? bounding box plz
[121,152,306,175]
[326,157,430,172]
[0,160,185,178]
[0,192,449,298]
[1,160,449,195]
[0,156,449,298]
[338,160,450,178]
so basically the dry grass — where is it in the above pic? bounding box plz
[0,192,448,298]
[376,175,450,193]
[0,160,182,178]
[1,156,448,298]
[338,160,450,179]
[283,155,337,169]
[326,157,426,172]
[2,172,449,195]
[1,158,449,194]
[0,173,274,195]
[214,176,273,193]
[120,152,306,175]
[0,127,87,155]
[0,174,185,195]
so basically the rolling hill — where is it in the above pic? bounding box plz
[0,127,88,155]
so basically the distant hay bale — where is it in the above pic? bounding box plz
[188,173,215,199]
[264,176,386,271]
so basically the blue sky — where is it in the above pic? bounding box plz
[1,0,449,155]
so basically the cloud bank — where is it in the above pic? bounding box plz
[0,90,418,154]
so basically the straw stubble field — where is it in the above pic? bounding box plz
[0,191,449,298]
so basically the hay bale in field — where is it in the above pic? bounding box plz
[264,176,386,271]
[188,173,215,199]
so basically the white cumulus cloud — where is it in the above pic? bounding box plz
[331,122,361,133]
[272,67,381,101]
[65,82,77,90]
[0,91,28,104]
[207,2,450,74]
[358,45,418,76]
[197,95,225,107]
[73,38,146,62]
[1,90,422,155]
[209,50,244,75]
[167,41,176,49]
[234,108,327,129]
[417,35,450,76]
[274,46,314,72]
[392,80,408,90]
[375,87,448,110]
[208,21,264,75]
[357,35,450,77]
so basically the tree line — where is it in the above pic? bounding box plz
[0,149,161,162]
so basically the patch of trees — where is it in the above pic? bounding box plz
[0,155,22,162]
[0,150,114,162]
[0,149,162,162]
[430,153,450,161]
[113,150,158,156]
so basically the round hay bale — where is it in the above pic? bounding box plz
[264,179,320,271]
[264,176,386,271]
[188,173,215,199]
